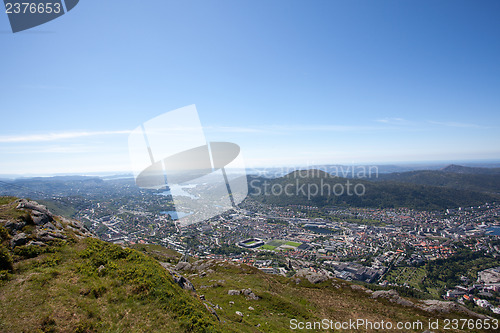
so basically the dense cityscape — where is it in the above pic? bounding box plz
[62,178,500,316]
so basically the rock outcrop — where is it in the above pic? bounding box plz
[295,268,331,284]
[2,199,93,249]
[416,300,487,319]
[371,289,415,307]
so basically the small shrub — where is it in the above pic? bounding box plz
[20,212,34,225]
[0,245,13,271]
[41,253,62,267]
[73,320,97,333]
[40,315,56,333]
[13,245,42,258]
[0,225,10,241]
[90,285,107,299]
[0,269,10,281]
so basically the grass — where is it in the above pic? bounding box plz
[266,240,285,247]
[259,240,300,251]
[0,199,31,222]
[131,243,182,264]
[0,197,17,205]
[188,260,480,332]
[0,237,220,332]
[1,236,489,332]
[38,199,78,218]
[385,267,427,291]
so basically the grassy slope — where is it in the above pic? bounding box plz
[0,237,220,333]
[1,240,490,333]
[0,197,493,332]
[185,260,484,333]
[0,197,218,333]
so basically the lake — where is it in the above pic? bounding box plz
[157,184,198,199]
[486,226,500,236]
[160,210,192,220]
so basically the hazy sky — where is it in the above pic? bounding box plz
[1,0,499,175]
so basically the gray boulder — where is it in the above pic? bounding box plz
[16,200,53,225]
[172,273,195,291]
[371,289,398,299]
[44,222,56,230]
[307,274,328,284]
[27,240,46,247]
[295,268,330,284]
[204,303,220,321]
[246,292,259,300]
[35,230,67,242]
[175,262,193,271]
[417,300,487,318]
[10,232,28,248]
[228,290,241,296]
[371,289,414,307]
[16,199,53,217]
[4,220,25,232]
[241,289,259,300]
[31,210,52,226]
[242,288,253,296]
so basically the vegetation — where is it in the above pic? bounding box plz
[0,245,13,272]
[423,248,499,293]
[266,218,289,225]
[0,196,17,205]
[383,248,500,299]
[260,244,277,251]
[385,267,427,291]
[0,237,219,332]
[374,169,500,194]
[210,244,246,256]
[187,259,483,332]
[1,196,496,332]
[0,224,13,274]
[248,170,499,210]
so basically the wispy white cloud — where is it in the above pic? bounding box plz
[0,130,131,143]
[205,124,388,134]
[203,126,265,133]
[427,121,484,128]
[375,117,408,124]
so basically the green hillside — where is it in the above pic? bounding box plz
[247,170,499,210]
[0,197,492,332]
[373,169,500,194]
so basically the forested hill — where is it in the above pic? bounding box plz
[247,170,499,210]
[370,165,500,195]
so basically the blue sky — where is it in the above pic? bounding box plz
[1,0,499,175]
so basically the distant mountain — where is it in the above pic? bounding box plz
[247,170,499,210]
[441,164,500,175]
[371,165,500,194]
[247,164,445,178]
